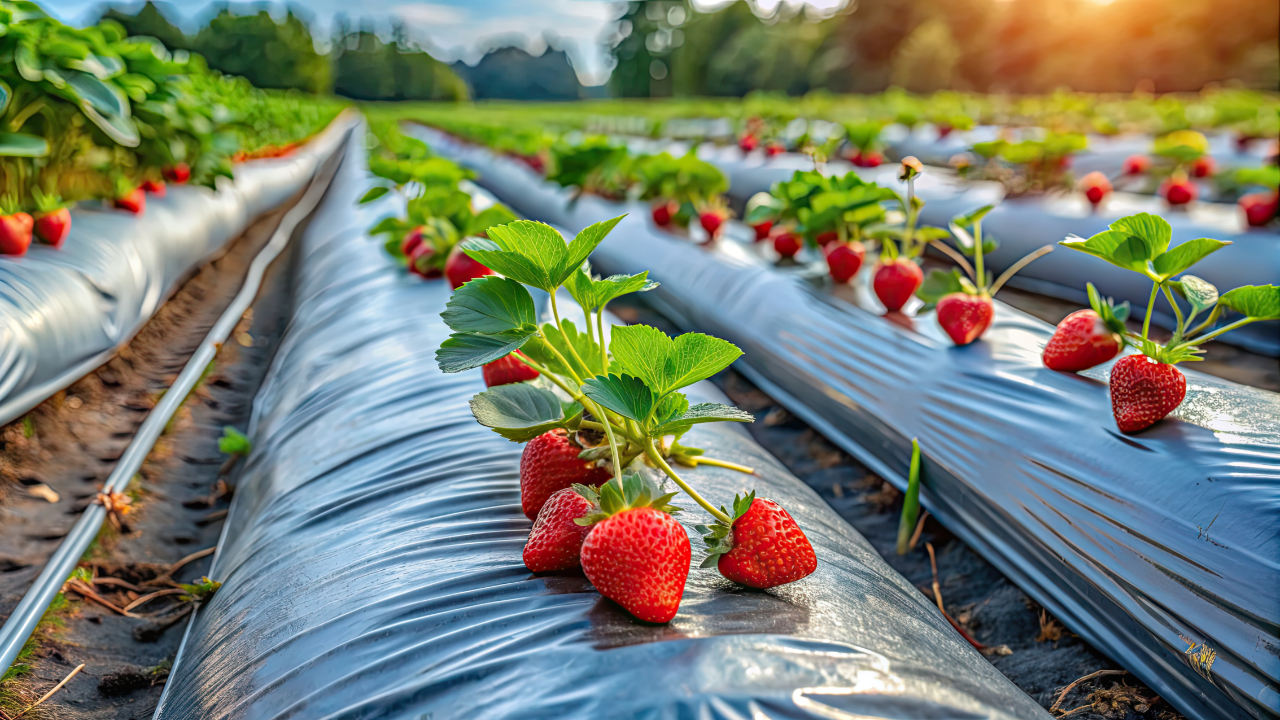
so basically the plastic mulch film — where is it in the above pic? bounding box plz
[152,128,1050,720]
[0,110,360,427]
[413,126,1280,720]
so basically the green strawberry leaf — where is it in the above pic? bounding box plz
[953,204,995,228]
[469,383,583,442]
[521,320,604,379]
[463,204,519,237]
[218,426,252,456]
[0,132,49,157]
[1110,213,1173,256]
[1168,275,1218,315]
[652,403,756,437]
[359,186,391,204]
[566,263,658,313]
[896,439,922,555]
[436,329,538,374]
[467,216,626,293]
[439,276,537,335]
[1218,284,1280,320]
[608,324,743,397]
[916,268,965,308]
[914,226,952,242]
[1152,239,1230,280]
[581,373,657,423]
[1086,282,1130,336]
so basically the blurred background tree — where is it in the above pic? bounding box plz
[330,22,469,101]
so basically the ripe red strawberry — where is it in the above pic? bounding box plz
[1161,176,1196,206]
[826,242,865,284]
[699,210,724,238]
[854,150,883,168]
[772,230,801,259]
[445,244,494,289]
[523,487,594,572]
[751,220,772,241]
[815,230,839,247]
[936,123,953,139]
[1110,354,1187,433]
[482,351,539,387]
[738,133,759,153]
[520,429,611,520]
[114,188,145,215]
[1240,192,1278,227]
[873,259,923,312]
[34,209,71,248]
[1079,171,1112,207]
[401,226,425,258]
[163,163,191,184]
[935,293,994,345]
[764,142,785,158]
[1191,155,1215,178]
[707,496,816,589]
[408,245,442,279]
[0,212,34,255]
[141,179,166,197]
[1043,310,1122,371]
[581,505,690,623]
[1122,155,1150,176]
[652,202,674,227]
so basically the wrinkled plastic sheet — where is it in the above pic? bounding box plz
[691,144,1280,357]
[0,111,359,427]
[153,128,1050,720]
[413,126,1280,720]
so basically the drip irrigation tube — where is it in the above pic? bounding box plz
[0,125,351,678]
[412,125,1280,720]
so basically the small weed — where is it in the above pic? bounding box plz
[20,416,34,439]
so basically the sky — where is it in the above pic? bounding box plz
[51,0,849,86]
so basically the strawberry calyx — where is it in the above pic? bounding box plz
[695,490,755,567]
[1085,282,1129,343]
[573,474,680,527]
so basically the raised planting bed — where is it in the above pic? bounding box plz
[0,110,359,427]
[413,127,1279,720]
[152,125,1051,720]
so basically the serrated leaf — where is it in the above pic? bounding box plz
[359,186,390,204]
[609,324,743,397]
[464,204,519,237]
[652,392,690,429]
[916,268,965,307]
[653,403,755,436]
[566,263,658,312]
[521,320,604,379]
[1219,285,1280,320]
[1152,238,1230,280]
[581,374,657,423]
[1110,213,1172,255]
[465,222,568,291]
[436,329,537,373]
[1060,229,1155,274]
[469,383,582,442]
[1169,275,1218,314]
[440,276,537,335]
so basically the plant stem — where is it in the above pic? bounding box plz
[599,410,626,489]
[973,219,985,290]
[514,353,579,398]
[517,350,625,489]
[928,239,975,280]
[1186,304,1224,339]
[1160,284,1187,345]
[9,98,45,133]
[549,293,591,378]
[989,245,1053,296]
[596,306,609,372]
[645,439,731,523]
[694,456,756,475]
[1185,316,1256,347]
[579,419,638,444]
[904,177,918,256]
[1141,283,1160,342]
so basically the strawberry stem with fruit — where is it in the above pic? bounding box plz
[644,439,732,524]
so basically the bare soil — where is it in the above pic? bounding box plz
[0,192,306,720]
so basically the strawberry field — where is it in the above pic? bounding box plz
[0,2,1276,719]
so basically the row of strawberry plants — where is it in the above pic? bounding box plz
[416,120,1279,436]
[0,2,346,257]
[365,122,818,623]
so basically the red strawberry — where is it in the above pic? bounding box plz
[482,351,539,387]
[523,487,594,572]
[520,429,611,520]
[1161,176,1196,206]
[699,211,724,238]
[826,242,865,284]
[1190,155,1215,178]
[0,212,34,256]
[873,259,923,312]
[408,243,442,279]
[1043,310,1121,372]
[114,188,146,215]
[936,123,953,139]
[1122,155,1150,176]
[935,293,994,345]
[401,226,425,257]
[445,244,494,289]
[751,220,772,242]
[855,150,883,168]
[764,143,785,158]
[1240,192,1278,227]
[815,230,840,247]
[581,506,690,623]
[652,202,674,227]
[163,163,191,184]
[738,134,759,153]
[141,179,166,197]
[773,230,801,259]
[711,497,816,589]
[1079,171,1112,207]
[1110,354,1187,433]
[34,209,71,248]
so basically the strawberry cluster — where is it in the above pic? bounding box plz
[435,216,817,623]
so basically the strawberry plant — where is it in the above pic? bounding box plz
[1060,212,1280,431]
[916,205,1053,345]
[633,152,729,239]
[1042,283,1129,372]
[842,120,885,168]
[436,217,816,621]
[865,158,951,312]
[969,132,1086,195]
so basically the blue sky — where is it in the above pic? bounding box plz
[50,0,845,85]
